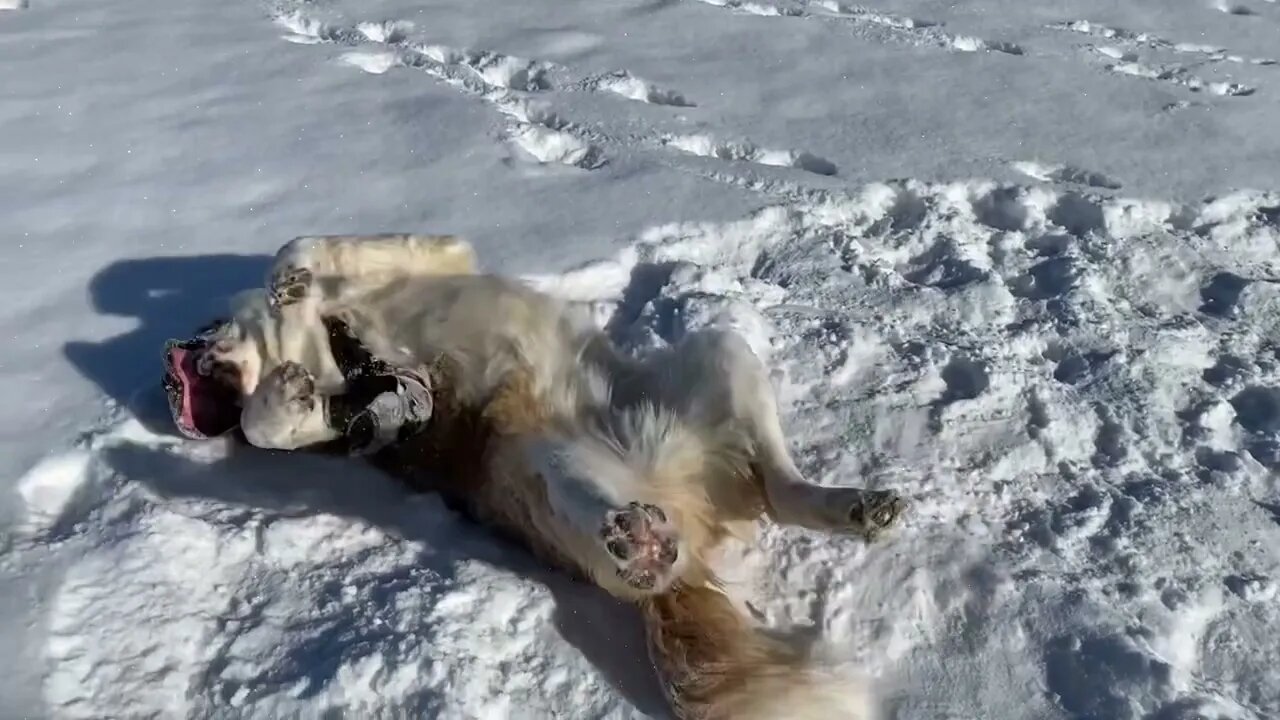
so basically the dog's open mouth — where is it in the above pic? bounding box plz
[163,338,241,439]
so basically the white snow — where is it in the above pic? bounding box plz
[2,0,1280,717]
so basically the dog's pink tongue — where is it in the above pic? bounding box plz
[168,346,201,433]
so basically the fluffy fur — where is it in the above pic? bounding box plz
[190,233,905,719]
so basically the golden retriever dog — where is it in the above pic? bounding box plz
[162,234,906,719]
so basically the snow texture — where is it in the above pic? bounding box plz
[2,0,1279,717]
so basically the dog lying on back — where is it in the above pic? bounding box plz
[162,234,906,719]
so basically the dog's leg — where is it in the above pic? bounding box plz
[483,369,687,597]
[322,316,434,456]
[240,361,340,450]
[673,330,907,540]
[267,234,476,311]
[239,361,432,454]
[239,321,433,454]
[753,405,906,541]
[533,443,686,596]
[544,463,682,593]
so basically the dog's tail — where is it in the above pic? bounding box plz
[640,583,876,720]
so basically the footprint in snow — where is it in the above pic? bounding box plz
[1213,1,1258,15]
[1012,160,1122,190]
[593,71,694,107]
[662,133,837,175]
[1053,19,1275,82]
[508,124,606,170]
[692,0,1025,56]
[341,50,401,75]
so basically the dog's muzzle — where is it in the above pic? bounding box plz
[162,324,240,440]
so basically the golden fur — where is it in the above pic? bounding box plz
[367,361,874,719]
[202,234,898,718]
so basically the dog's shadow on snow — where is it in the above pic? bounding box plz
[69,254,671,717]
[64,253,274,433]
[101,440,673,717]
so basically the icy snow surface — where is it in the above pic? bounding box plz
[2,0,1279,717]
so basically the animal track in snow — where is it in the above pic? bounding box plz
[507,123,606,169]
[1199,271,1251,317]
[1230,385,1280,469]
[940,356,991,402]
[902,239,989,290]
[591,71,694,106]
[947,35,1025,55]
[1008,255,1079,301]
[1212,0,1260,15]
[692,0,802,17]
[274,12,606,169]
[1051,19,1276,66]
[1103,55,1256,96]
[816,0,1026,55]
[810,0,933,29]
[281,12,697,105]
[354,20,413,44]
[689,0,1024,56]
[490,97,607,169]
[419,44,553,91]
[272,11,732,172]
[662,134,837,175]
[1050,19,1275,96]
[1045,344,1113,387]
[1011,160,1122,190]
[340,50,401,74]
[276,14,408,46]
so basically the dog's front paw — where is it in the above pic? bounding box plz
[268,264,314,311]
[600,502,681,593]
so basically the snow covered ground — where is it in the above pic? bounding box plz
[2,0,1279,716]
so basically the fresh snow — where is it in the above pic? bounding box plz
[2,0,1279,717]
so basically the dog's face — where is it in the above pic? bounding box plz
[163,313,265,439]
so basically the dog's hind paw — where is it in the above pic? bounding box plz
[843,488,907,541]
[601,502,680,593]
[268,264,314,310]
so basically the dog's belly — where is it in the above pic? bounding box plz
[335,273,593,404]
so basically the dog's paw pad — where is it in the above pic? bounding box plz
[268,265,314,309]
[600,502,680,592]
[269,361,317,411]
[847,489,907,541]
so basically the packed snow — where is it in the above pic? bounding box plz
[2,0,1279,717]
